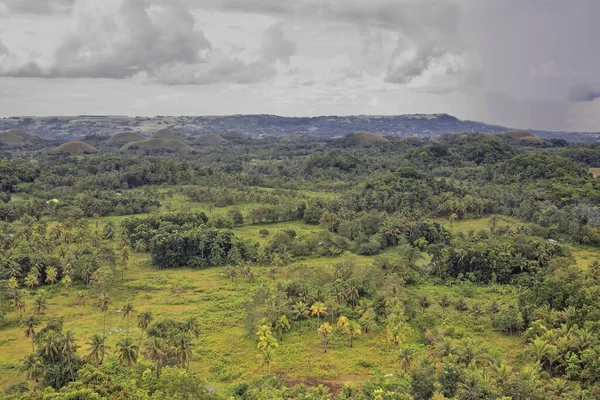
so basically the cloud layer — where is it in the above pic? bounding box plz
[0,0,599,131]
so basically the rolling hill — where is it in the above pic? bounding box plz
[338,132,390,145]
[193,133,227,145]
[120,138,193,152]
[0,129,39,148]
[152,129,188,141]
[107,131,146,144]
[53,141,97,154]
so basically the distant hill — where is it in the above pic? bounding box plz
[193,133,227,145]
[53,141,97,154]
[0,129,39,148]
[108,131,146,144]
[120,138,193,152]
[220,130,247,141]
[1,114,599,142]
[338,132,390,145]
[152,129,188,141]
[501,130,544,145]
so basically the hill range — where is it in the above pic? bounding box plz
[0,114,599,142]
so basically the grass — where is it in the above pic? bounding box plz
[589,168,600,178]
[3,207,600,392]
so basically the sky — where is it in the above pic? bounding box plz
[0,0,599,131]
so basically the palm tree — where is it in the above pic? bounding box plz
[24,273,39,290]
[12,290,25,319]
[98,293,110,339]
[40,331,61,362]
[137,311,154,350]
[398,347,416,373]
[76,291,87,307]
[23,315,39,352]
[274,315,290,341]
[437,294,452,320]
[183,316,200,338]
[21,354,43,389]
[310,302,328,325]
[45,267,58,285]
[61,275,72,294]
[174,335,193,372]
[291,301,309,320]
[7,276,19,294]
[387,324,406,351]
[33,295,48,315]
[115,337,138,367]
[255,324,272,340]
[317,322,333,353]
[61,330,77,356]
[86,334,109,365]
[144,337,168,377]
[122,302,135,338]
[346,321,361,348]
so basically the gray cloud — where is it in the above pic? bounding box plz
[0,0,75,14]
[260,22,296,64]
[0,0,288,85]
[571,85,600,103]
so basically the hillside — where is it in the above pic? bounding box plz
[338,131,390,145]
[120,138,193,152]
[220,130,247,141]
[193,133,227,145]
[152,129,188,141]
[2,114,599,142]
[107,131,146,144]
[0,129,38,148]
[53,141,97,154]
[501,130,544,145]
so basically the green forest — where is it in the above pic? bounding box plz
[3,130,600,399]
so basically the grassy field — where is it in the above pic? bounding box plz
[2,210,598,391]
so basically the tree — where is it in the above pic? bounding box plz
[122,302,135,338]
[24,273,39,290]
[115,337,138,367]
[23,315,39,352]
[144,337,168,378]
[437,294,452,320]
[86,334,108,365]
[346,321,362,348]
[33,294,48,315]
[76,291,87,307]
[174,335,193,372]
[45,267,58,285]
[137,311,154,350]
[310,302,328,325]
[274,315,290,341]
[317,323,333,353]
[7,276,19,294]
[183,316,200,339]
[387,323,406,351]
[40,331,61,362]
[256,334,278,372]
[292,301,309,320]
[21,353,43,389]
[399,347,416,373]
[12,290,25,319]
[61,275,72,294]
[98,293,110,339]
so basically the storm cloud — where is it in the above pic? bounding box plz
[0,0,599,131]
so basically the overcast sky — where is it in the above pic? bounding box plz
[0,0,599,131]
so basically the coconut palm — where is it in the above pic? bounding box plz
[33,295,47,315]
[12,290,25,319]
[310,302,328,325]
[98,293,110,338]
[122,302,135,338]
[115,337,138,367]
[76,291,87,307]
[21,354,43,388]
[45,267,58,285]
[144,337,168,377]
[291,301,309,320]
[387,323,406,351]
[255,324,272,340]
[174,335,193,372]
[274,315,290,341]
[61,330,77,356]
[7,276,19,293]
[346,321,362,348]
[317,322,333,353]
[24,273,39,290]
[437,294,452,319]
[22,315,39,352]
[87,334,109,365]
[61,275,72,294]
[398,347,416,373]
[40,331,61,361]
[183,316,200,338]
[137,311,154,350]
